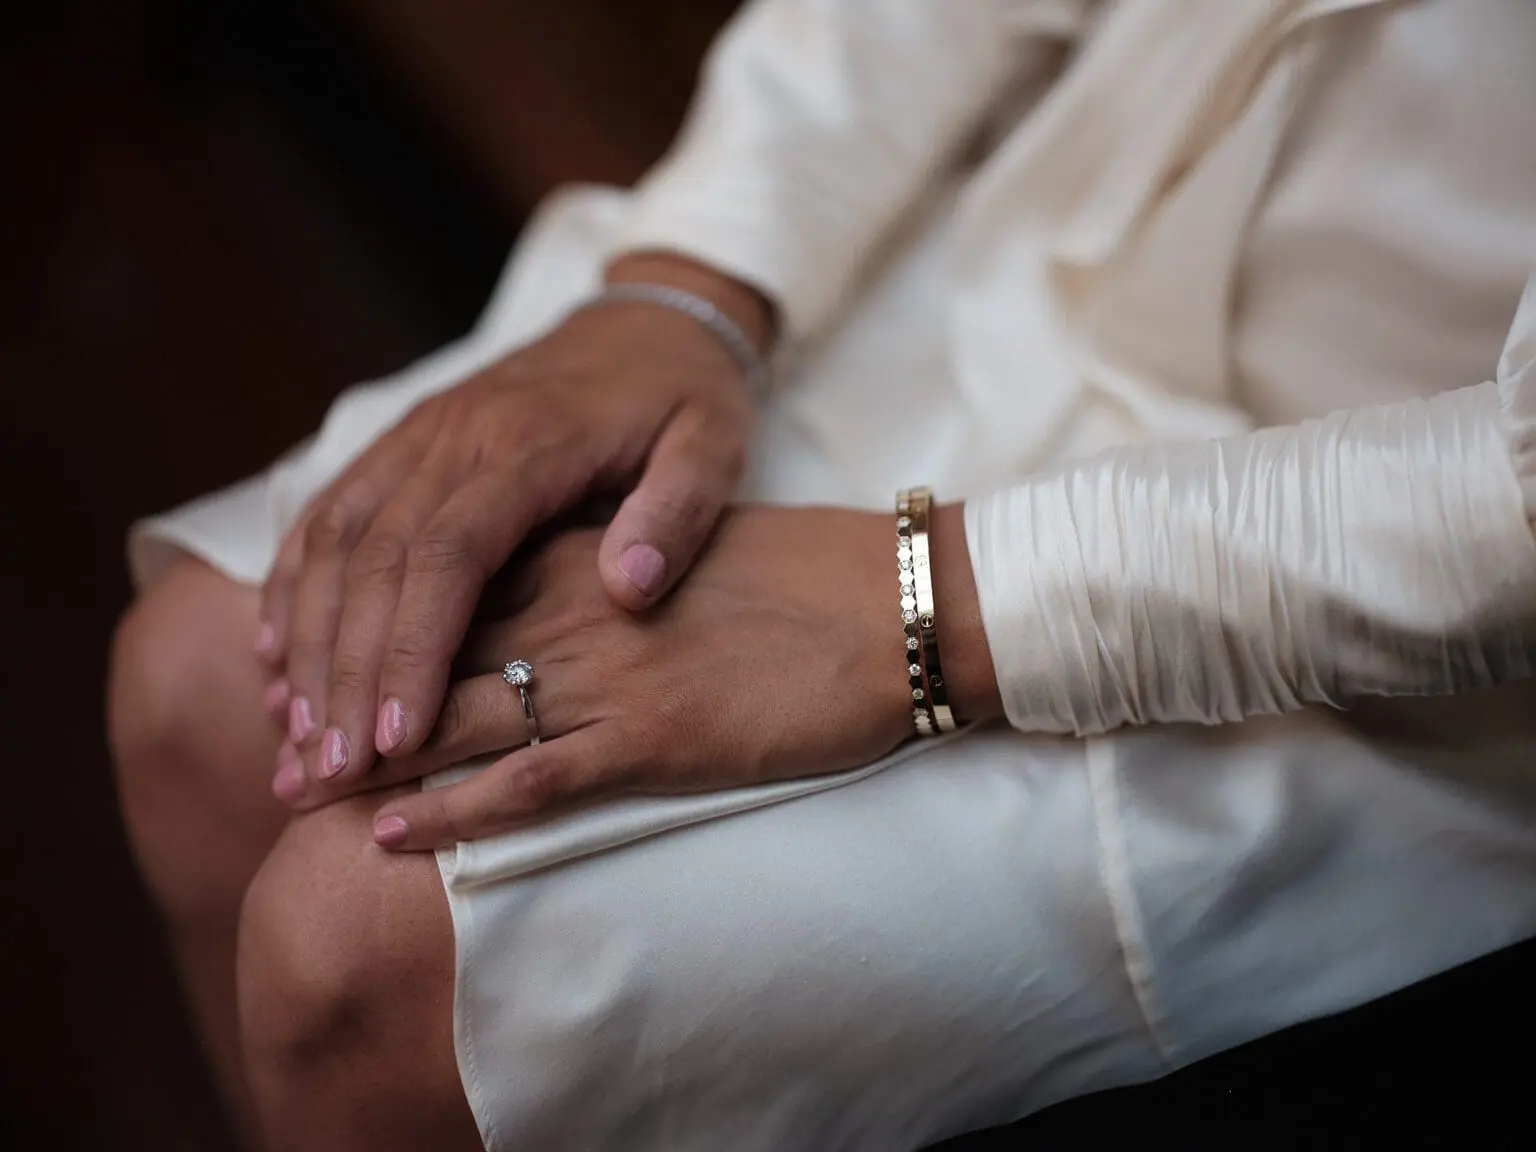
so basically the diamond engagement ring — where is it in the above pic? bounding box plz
[502,660,541,746]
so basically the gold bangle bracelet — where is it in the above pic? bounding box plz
[896,497,935,736]
[899,487,957,733]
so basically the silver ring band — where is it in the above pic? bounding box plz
[502,660,541,746]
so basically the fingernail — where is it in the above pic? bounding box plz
[262,678,291,719]
[373,814,409,848]
[376,697,407,754]
[618,544,667,597]
[272,744,306,804]
[255,622,279,659]
[319,727,349,779]
[288,695,316,745]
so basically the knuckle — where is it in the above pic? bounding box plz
[418,797,459,842]
[382,634,430,673]
[270,541,304,583]
[648,486,715,539]
[408,531,477,577]
[345,534,408,590]
[431,689,468,749]
[562,596,618,642]
[594,728,651,791]
[602,742,648,792]
[406,392,448,426]
[670,401,716,440]
[686,404,749,474]
[439,814,470,844]
[432,398,478,446]
[327,662,369,699]
[517,394,584,450]
[510,756,567,810]
[712,437,747,487]
[307,496,368,553]
[285,629,323,667]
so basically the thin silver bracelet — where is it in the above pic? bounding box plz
[580,283,772,403]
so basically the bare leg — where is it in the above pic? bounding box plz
[237,789,482,1151]
[108,556,289,1140]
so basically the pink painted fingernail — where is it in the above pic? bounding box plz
[262,678,291,719]
[288,695,316,745]
[319,727,349,780]
[376,697,407,753]
[272,744,306,804]
[373,814,409,848]
[618,544,667,597]
[255,622,279,659]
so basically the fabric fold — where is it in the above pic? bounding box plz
[968,279,1536,737]
[432,728,974,889]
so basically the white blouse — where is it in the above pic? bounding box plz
[126,6,1536,1144]
[617,0,1536,735]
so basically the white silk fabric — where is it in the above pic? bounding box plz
[130,0,1536,1148]
[968,354,1536,736]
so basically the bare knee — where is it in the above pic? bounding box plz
[237,794,474,1151]
[109,556,277,916]
[109,556,255,783]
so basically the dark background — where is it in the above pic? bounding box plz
[5,1,1532,1147]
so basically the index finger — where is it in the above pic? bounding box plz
[371,468,553,758]
[256,503,313,664]
[372,724,635,850]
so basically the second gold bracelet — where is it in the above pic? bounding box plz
[898,487,957,735]
[896,500,934,736]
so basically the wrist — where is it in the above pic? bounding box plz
[606,251,778,357]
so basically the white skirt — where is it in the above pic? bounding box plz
[133,186,1536,1151]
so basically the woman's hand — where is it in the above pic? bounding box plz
[270,504,1000,850]
[257,254,774,789]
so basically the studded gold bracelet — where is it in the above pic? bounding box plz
[897,487,956,735]
[895,498,934,736]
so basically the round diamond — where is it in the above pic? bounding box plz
[897,516,911,528]
[908,663,922,677]
[906,636,920,651]
[902,609,918,624]
[912,687,925,701]
[502,660,533,687]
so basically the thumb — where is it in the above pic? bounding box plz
[599,408,743,611]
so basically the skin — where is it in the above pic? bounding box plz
[114,511,1000,1146]
[256,250,1004,847]
[271,502,1004,850]
[112,558,480,1151]
[113,251,1004,1144]
[109,559,288,1137]
[258,253,776,798]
